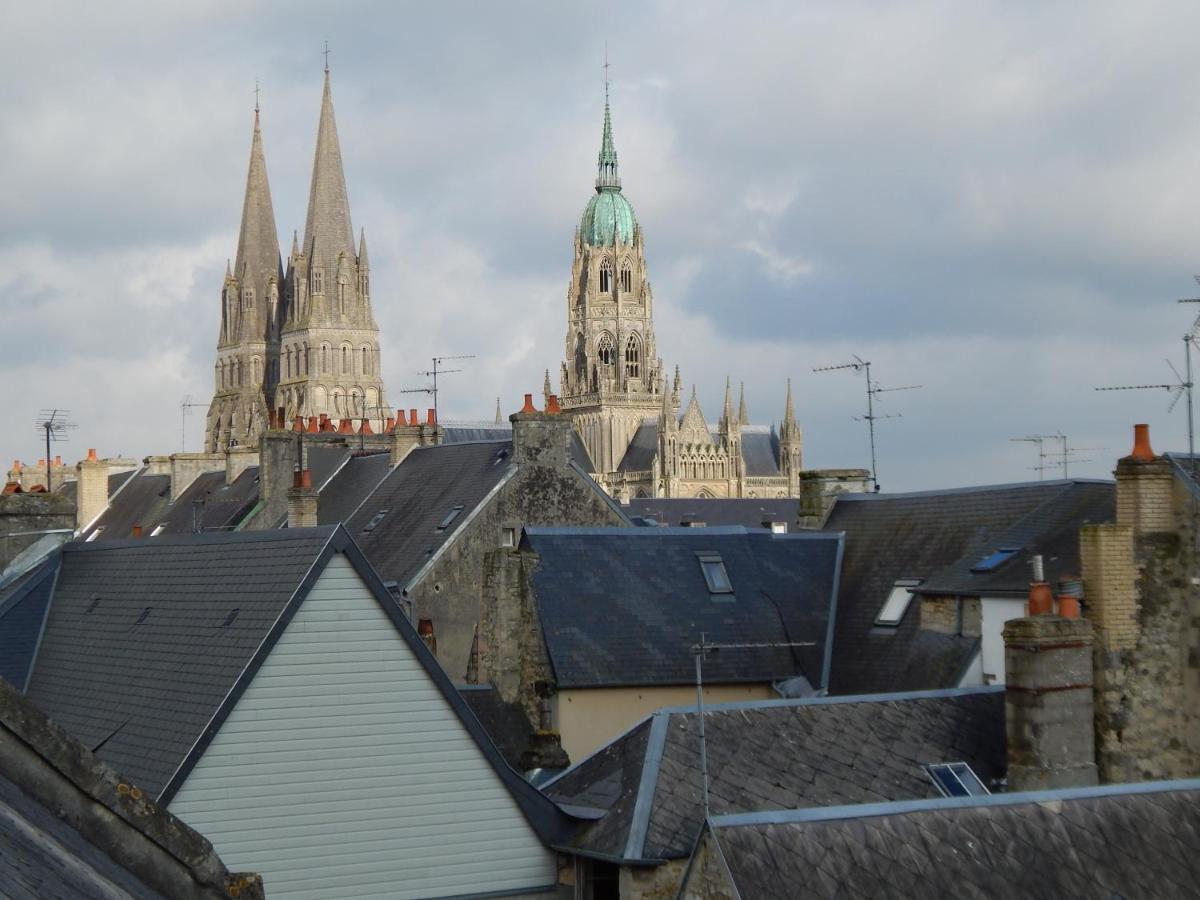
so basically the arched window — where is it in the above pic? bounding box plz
[598,333,615,367]
[362,346,370,375]
[599,257,613,293]
[286,347,294,378]
[338,277,347,314]
[625,333,641,379]
[321,344,330,374]
[620,259,632,293]
[342,346,350,374]
[252,357,261,384]
[235,360,242,387]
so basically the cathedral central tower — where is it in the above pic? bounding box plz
[559,93,665,473]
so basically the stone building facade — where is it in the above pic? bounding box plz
[557,93,865,504]
[204,68,388,452]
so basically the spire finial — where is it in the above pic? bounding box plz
[323,41,331,74]
[596,50,620,192]
[254,80,260,116]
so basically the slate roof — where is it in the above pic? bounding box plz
[617,422,658,472]
[345,440,515,589]
[625,498,800,529]
[317,450,391,525]
[151,467,261,535]
[820,480,1113,695]
[81,469,171,541]
[739,427,782,477]
[700,779,1200,899]
[443,422,596,472]
[544,687,1005,863]
[12,527,572,843]
[523,527,843,690]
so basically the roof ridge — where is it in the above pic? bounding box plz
[61,525,338,552]
[656,684,1004,716]
[831,478,1113,502]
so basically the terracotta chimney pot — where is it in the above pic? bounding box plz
[320,414,336,433]
[1129,423,1155,461]
[546,394,562,414]
[306,416,320,434]
[360,418,374,435]
[86,448,98,462]
[521,393,537,413]
[338,417,354,434]
[1057,595,1082,619]
[1028,582,1054,616]
[426,408,436,426]
[54,455,62,467]
[385,417,395,433]
[293,468,313,489]
[131,525,143,538]
[409,409,419,426]
[293,416,305,433]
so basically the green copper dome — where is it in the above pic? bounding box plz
[579,96,636,246]
[581,188,637,247]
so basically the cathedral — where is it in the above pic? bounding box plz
[557,92,858,502]
[205,67,387,452]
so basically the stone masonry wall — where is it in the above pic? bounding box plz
[0,492,75,570]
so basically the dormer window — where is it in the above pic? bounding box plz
[698,553,732,593]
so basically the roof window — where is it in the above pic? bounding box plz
[698,553,732,593]
[85,529,102,542]
[970,547,1020,573]
[150,524,165,537]
[875,579,920,626]
[437,505,464,531]
[924,762,989,798]
[363,509,391,533]
[221,608,240,627]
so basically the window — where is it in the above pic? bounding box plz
[362,347,370,375]
[599,257,613,293]
[342,346,350,374]
[501,527,517,548]
[312,268,324,294]
[876,579,920,626]
[625,334,641,379]
[359,272,369,297]
[338,277,347,313]
[150,524,165,537]
[597,333,615,367]
[698,553,732,593]
[620,260,632,292]
[971,547,1020,573]
[437,505,465,530]
[243,286,254,310]
[924,762,989,798]
[770,521,788,534]
[363,509,391,533]
[321,344,329,373]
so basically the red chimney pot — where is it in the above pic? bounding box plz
[306,416,320,434]
[426,408,436,426]
[1028,582,1054,616]
[521,393,537,413]
[86,448,98,462]
[360,418,374,435]
[293,468,313,489]
[385,417,395,433]
[546,394,562,414]
[409,409,419,426]
[1057,595,1082,619]
[131,525,143,538]
[1129,423,1155,461]
[338,417,354,434]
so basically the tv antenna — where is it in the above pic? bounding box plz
[1010,434,1059,480]
[408,354,476,424]
[179,395,208,451]
[690,633,816,818]
[1011,433,1105,479]
[1096,355,1192,462]
[813,355,921,492]
[35,409,76,493]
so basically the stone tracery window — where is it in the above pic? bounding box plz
[598,333,615,367]
[599,257,613,293]
[625,333,641,379]
[620,259,632,293]
[312,268,324,295]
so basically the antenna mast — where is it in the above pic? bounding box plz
[409,354,476,424]
[179,395,207,452]
[813,356,921,492]
[35,409,77,493]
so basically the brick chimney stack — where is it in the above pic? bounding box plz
[511,394,573,468]
[1114,424,1174,535]
[75,448,108,532]
[286,468,318,528]
[1003,575,1098,791]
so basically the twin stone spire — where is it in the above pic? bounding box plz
[205,71,386,452]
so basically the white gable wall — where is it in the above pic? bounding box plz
[169,553,555,899]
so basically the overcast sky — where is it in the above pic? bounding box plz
[4,1,1200,491]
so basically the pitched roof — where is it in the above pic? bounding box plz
[81,469,171,540]
[617,422,658,472]
[0,678,261,899]
[316,450,390,525]
[739,428,781,477]
[820,480,1112,694]
[0,556,58,691]
[626,498,799,529]
[14,527,570,842]
[544,687,1005,863]
[345,440,515,589]
[522,527,843,690]
[152,467,260,535]
[700,779,1200,898]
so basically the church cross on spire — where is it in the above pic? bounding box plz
[323,41,330,73]
[254,80,260,115]
[596,51,621,192]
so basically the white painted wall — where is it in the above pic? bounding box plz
[169,553,555,900]
[979,597,1027,685]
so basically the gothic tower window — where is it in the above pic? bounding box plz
[285,347,293,378]
[599,257,613,293]
[598,333,615,367]
[338,277,347,314]
[312,268,324,294]
[243,286,254,310]
[252,357,261,384]
[362,346,371,375]
[342,345,350,375]
[625,333,641,379]
[359,272,369,298]
[303,344,310,375]
[620,259,632,293]
[321,344,330,374]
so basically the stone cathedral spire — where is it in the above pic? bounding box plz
[204,105,283,451]
[275,69,388,428]
[560,90,663,473]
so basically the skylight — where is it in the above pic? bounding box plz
[925,762,989,798]
[970,547,1020,573]
[363,509,391,533]
[436,505,465,530]
[697,553,732,593]
[875,579,920,626]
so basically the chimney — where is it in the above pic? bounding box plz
[169,452,224,501]
[359,418,374,435]
[293,415,305,433]
[545,394,562,414]
[338,417,354,435]
[420,409,443,447]
[511,393,574,468]
[1115,423,1174,535]
[1003,577,1098,791]
[259,431,299,508]
[391,415,422,467]
[426,408,436,426]
[306,416,319,434]
[75,449,109,531]
[131,524,143,538]
[320,414,336,433]
[417,618,437,655]
[409,409,418,426]
[287,468,318,528]
[225,446,258,486]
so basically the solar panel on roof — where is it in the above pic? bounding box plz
[970,547,1020,573]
